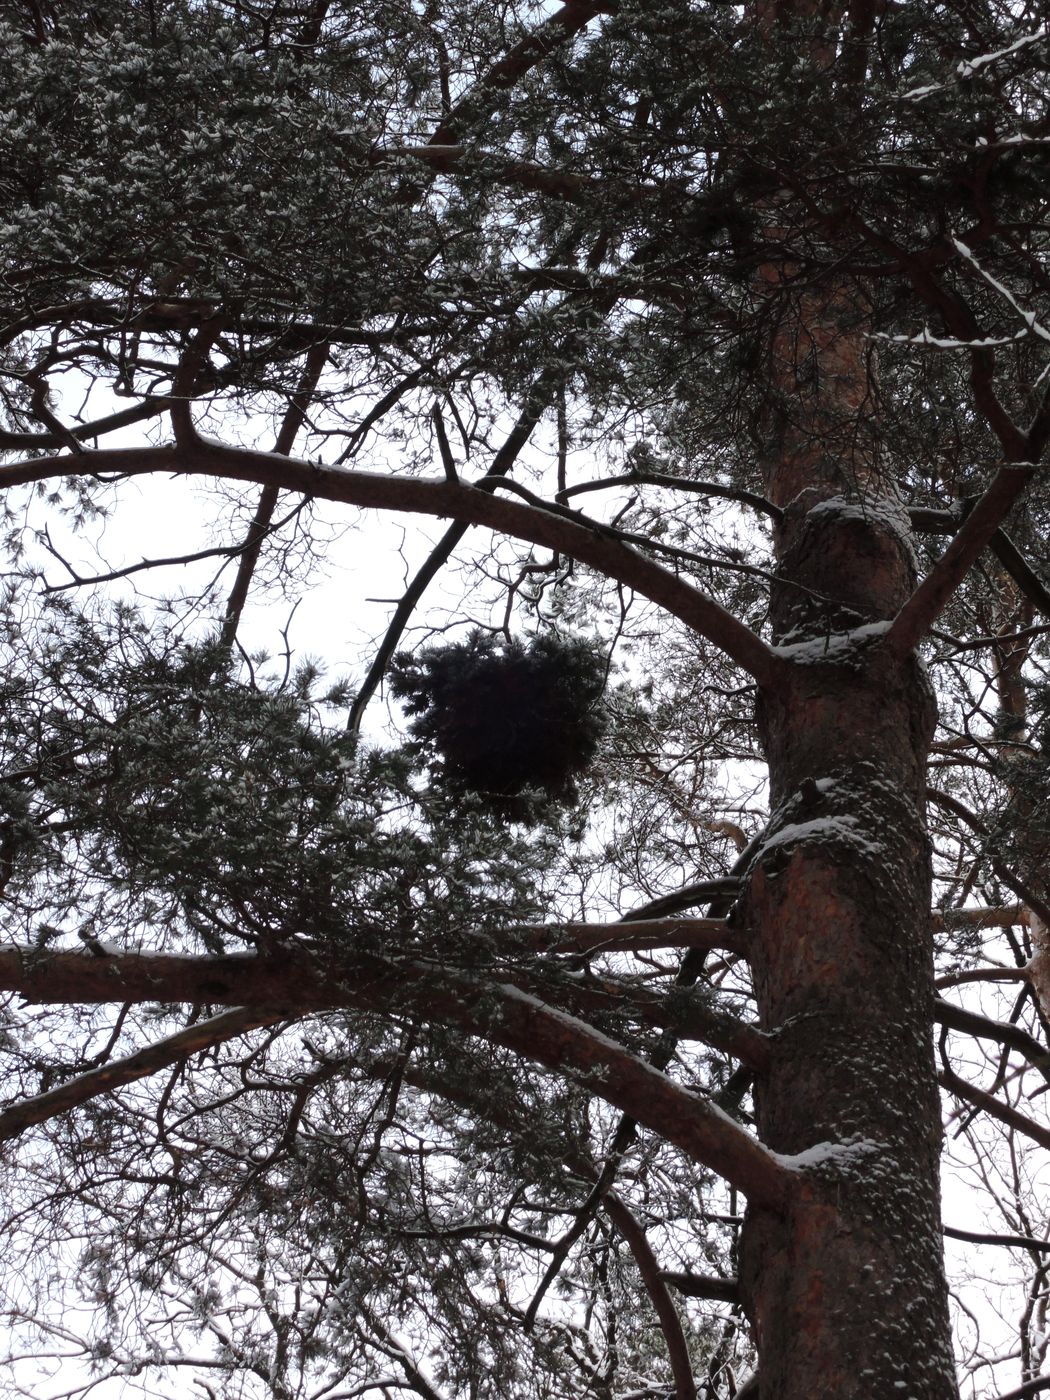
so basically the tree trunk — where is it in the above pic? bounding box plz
[737,282,958,1398]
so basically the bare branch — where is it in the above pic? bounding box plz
[1,442,781,686]
[944,1224,1050,1256]
[934,998,1050,1082]
[604,1192,698,1400]
[220,342,329,648]
[939,1067,1050,1152]
[0,396,172,450]
[884,464,1035,658]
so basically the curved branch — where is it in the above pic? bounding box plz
[0,943,791,1209]
[1,442,781,686]
[559,472,782,522]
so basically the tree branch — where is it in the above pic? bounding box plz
[0,395,172,450]
[939,1066,1050,1152]
[604,1192,698,1400]
[0,944,792,1209]
[220,342,330,648]
[926,788,1050,929]
[944,1224,1050,1256]
[659,1271,742,1304]
[514,916,745,958]
[1,442,781,686]
[909,509,1050,619]
[348,364,568,733]
[429,2,618,146]
[558,472,782,522]
[934,998,1050,1082]
[991,1376,1050,1400]
[884,464,1035,658]
[0,1007,280,1144]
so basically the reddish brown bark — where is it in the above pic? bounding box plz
[737,280,957,1397]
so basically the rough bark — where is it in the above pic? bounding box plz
[737,281,957,1398]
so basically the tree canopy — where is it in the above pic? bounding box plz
[1,2,1050,1399]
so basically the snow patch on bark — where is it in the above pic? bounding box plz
[776,1136,882,1172]
[771,619,891,663]
[757,814,887,861]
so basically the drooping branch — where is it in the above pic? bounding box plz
[1,442,781,686]
[987,529,1050,619]
[623,878,743,920]
[0,943,791,1208]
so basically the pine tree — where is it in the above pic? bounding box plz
[1,3,1049,1397]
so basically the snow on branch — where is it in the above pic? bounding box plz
[950,237,1050,345]
[956,26,1048,78]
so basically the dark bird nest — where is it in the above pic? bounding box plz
[390,631,609,820]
